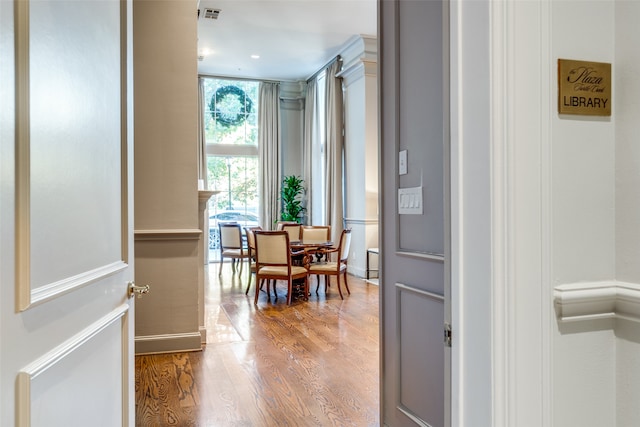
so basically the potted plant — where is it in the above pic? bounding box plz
[280,175,306,223]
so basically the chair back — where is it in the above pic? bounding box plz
[219,223,243,249]
[245,226,261,250]
[276,221,298,230]
[339,229,352,262]
[244,226,261,257]
[301,225,331,242]
[254,231,290,266]
[280,223,301,241]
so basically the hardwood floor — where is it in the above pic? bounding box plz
[135,261,380,426]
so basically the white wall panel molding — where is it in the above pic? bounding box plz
[17,304,129,426]
[279,80,305,99]
[135,332,202,355]
[344,217,379,226]
[280,98,304,111]
[30,261,127,308]
[554,281,640,323]
[134,229,202,241]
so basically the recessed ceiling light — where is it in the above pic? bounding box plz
[250,54,260,59]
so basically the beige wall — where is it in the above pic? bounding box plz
[133,0,202,353]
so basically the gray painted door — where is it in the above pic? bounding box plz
[379,0,450,425]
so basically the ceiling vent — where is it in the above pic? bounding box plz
[202,8,221,20]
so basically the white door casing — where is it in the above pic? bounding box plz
[1,0,135,425]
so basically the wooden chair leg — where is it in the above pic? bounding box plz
[336,274,344,299]
[343,271,350,295]
[254,278,261,305]
[266,280,272,302]
[245,270,252,295]
[219,255,224,275]
[286,279,292,305]
[315,275,321,294]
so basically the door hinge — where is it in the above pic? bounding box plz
[444,323,452,347]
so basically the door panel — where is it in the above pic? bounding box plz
[1,0,134,424]
[397,285,445,427]
[380,0,450,426]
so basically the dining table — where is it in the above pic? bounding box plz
[289,239,334,263]
[287,239,334,300]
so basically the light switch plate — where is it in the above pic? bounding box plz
[398,186,423,214]
[399,150,407,175]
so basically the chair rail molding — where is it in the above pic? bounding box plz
[134,229,202,241]
[554,280,640,323]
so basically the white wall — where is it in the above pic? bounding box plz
[615,1,640,425]
[280,81,306,187]
[455,0,640,425]
[551,1,617,425]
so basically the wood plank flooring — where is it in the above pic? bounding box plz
[135,261,380,426]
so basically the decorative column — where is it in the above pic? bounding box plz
[337,35,378,278]
[198,190,218,344]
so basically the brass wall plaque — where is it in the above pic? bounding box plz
[558,59,611,116]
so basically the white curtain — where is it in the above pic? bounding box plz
[324,60,344,243]
[302,79,316,225]
[258,82,281,230]
[197,77,208,188]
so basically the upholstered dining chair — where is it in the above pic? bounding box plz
[307,228,352,299]
[243,226,262,295]
[300,225,331,242]
[300,225,332,262]
[275,220,298,230]
[218,223,250,276]
[276,221,301,240]
[279,223,302,241]
[253,230,309,305]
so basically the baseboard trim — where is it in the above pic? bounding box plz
[135,332,202,355]
[199,326,207,344]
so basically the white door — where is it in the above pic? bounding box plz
[1,0,135,425]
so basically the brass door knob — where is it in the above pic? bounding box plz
[128,282,150,299]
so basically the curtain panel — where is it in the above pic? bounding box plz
[324,60,344,243]
[303,79,316,225]
[258,82,281,230]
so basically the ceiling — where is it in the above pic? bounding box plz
[196,0,377,82]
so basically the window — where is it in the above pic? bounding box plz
[201,77,260,250]
[311,72,326,224]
